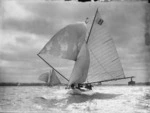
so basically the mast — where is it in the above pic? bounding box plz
[37,54,69,82]
[85,8,98,83]
[86,8,98,44]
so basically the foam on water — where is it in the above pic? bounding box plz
[0,86,149,113]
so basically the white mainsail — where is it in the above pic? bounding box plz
[86,9,125,83]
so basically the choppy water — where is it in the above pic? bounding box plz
[0,86,150,113]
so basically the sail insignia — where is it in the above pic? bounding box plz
[97,18,104,25]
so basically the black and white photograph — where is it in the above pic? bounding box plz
[0,0,150,112]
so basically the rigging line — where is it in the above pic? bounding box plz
[89,48,114,79]
[86,8,99,44]
[37,54,69,82]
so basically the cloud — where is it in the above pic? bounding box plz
[20,1,78,20]
[2,2,92,36]
[2,17,58,36]
[0,30,49,78]
[0,30,47,50]
[15,36,32,45]
[2,0,34,20]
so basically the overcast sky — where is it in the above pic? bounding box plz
[0,1,149,83]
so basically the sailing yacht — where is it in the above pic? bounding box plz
[38,8,134,92]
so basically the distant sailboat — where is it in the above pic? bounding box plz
[39,69,61,86]
[38,8,134,91]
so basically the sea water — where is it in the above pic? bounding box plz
[0,86,150,113]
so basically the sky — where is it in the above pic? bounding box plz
[0,0,149,83]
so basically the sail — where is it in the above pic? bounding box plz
[39,23,87,61]
[87,9,125,83]
[38,23,87,84]
[68,42,90,85]
[49,69,61,86]
[38,69,61,86]
[38,72,50,83]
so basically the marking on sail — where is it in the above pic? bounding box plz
[97,18,104,25]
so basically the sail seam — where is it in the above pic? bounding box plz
[89,48,114,79]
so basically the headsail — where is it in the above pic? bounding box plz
[87,9,125,83]
[68,42,90,86]
[38,22,87,84]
